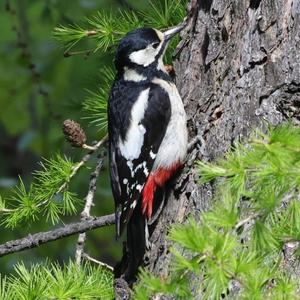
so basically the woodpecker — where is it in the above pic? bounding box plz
[108,24,188,280]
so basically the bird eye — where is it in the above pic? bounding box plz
[152,42,160,49]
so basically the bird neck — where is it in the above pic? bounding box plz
[117,63,171,83]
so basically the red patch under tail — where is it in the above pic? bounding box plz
[142,174,156,219]
[142,163,181,219]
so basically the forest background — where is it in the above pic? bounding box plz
[1,0,300,299]
[0,0,144,274]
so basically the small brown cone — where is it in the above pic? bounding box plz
[62,119,87,147]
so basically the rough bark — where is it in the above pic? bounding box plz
[145,0,300,283]
[115,0,300,297]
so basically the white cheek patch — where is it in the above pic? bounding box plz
[129,47,156,66]
[129,43,163,67]
[119,88,150,160]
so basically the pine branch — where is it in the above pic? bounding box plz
[57,134,108,195]
[2,135,108,228]
[0,261,114,299]
[82,252,114,271]
[0,214,115,257]
[82,68,114,130]
[75,154,104,265]
[54,0,187,56]
[235,212,260,231]
[63,49,93,58]
[134,124,300,299]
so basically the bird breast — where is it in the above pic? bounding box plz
[152,77,188,170]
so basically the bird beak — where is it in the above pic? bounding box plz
[163,23,186,41]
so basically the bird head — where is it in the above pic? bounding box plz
[115,24,185,76]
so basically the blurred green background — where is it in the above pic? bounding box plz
[0,0,149,274]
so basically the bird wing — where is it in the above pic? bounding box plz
[108,81,171,237]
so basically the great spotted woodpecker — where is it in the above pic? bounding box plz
[108,24,188,280]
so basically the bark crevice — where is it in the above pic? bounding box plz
[114,0,300,297]
[144,0,300,280]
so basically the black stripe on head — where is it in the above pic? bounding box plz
[115,28,161,71]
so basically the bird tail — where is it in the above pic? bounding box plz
[114,189,166,283]
[125,203,146,282]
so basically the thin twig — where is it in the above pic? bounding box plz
[82,144,99,151]
[235,213,260,231]
[75,154,104,265]
[0,214,115,257]
[64,49,93,58]
[0,135,108,215]
[86,30,98,36]
[281,237,300,243]
[81,157,104,219]
[82,253,114,271]
[56,135,107,195]
[0,208,14,213]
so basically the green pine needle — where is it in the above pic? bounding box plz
[0,275,14,300]
[54,0,186,55]
[82,67,115,131]
[53,24,91,51]
[140,0,187,29]
[270,274,298,300]
[169,218,207,253]
[1,155,81,228]
[87,10,141,52]
[0,195,7,212]
[0,261,113,299]
[82,89,109,132]
[134,123,300,299]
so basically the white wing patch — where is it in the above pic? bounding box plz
[119,88,150,160]
[150,150,156,159]
[143,166,149,177]
[130,200,137,209]
[126,161,134,177]
[136,185,143,192]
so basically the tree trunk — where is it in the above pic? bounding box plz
[115,0,300,297]
[145,0,300,283]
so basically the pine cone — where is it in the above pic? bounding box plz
[62,119,87,147]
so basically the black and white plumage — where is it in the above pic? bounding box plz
[108,25,188,280]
